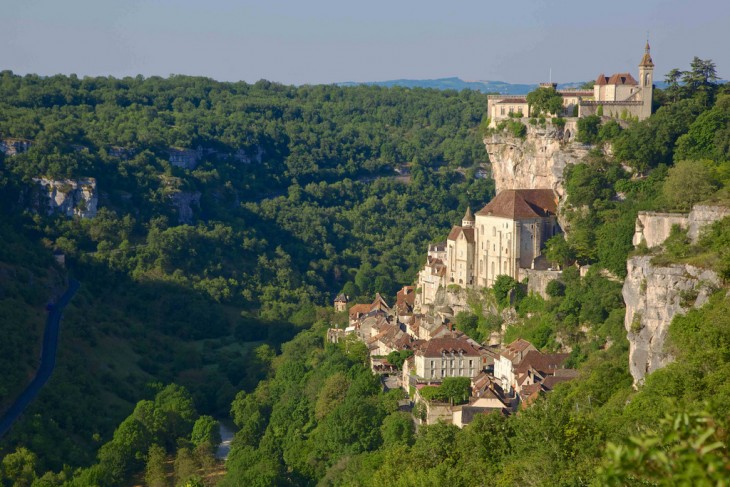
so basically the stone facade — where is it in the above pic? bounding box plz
[632,211,690,248]
[488,44,654,126]
[518,268,563,299]
[632,205,730,248]
[445,190,559,290]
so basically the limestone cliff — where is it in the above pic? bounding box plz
[33,177,98,218]
[623,256,720,385]
[483,121,592,197]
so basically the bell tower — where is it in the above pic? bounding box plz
[638,41,654,120]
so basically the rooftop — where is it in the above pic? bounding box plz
[476,189,557,220]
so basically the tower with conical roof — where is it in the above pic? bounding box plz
[462,207,475,228]
[639,41,654,120]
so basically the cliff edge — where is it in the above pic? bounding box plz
[483,120,592,197]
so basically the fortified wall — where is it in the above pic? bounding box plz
[624,204,729,385]
[632,205,730,248]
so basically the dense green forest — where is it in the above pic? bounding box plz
[0,72,492,482]
[1,56,729,486]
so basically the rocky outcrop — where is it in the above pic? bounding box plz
[33,178,98,218]
[1,138,32,156]
[483,120,594,198]
[623,256,720,386]
[170,191,201,224]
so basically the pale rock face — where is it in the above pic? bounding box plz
[623,256,720,386]
[170,191,201,224]
[34,177,98,218]
[483,122,592,198]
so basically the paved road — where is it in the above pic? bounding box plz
[0,279,80,438]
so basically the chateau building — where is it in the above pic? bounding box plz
[418,189,559,307]
[487,43,655,124]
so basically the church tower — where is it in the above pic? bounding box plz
[639,41,654,120]
[462,207,475,228]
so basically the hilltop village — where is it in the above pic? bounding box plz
[327,43,661,426]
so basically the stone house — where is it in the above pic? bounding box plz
[334,293,349,312]
[414,336,483,380]
[494,339,537,393]
[416,242,447,307]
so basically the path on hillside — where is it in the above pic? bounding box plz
[0,279,80,438]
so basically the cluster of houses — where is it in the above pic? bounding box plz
[328,289,577,427]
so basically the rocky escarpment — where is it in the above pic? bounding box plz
[33,178,98,218]
[483,121,594,197]
[623,256,720,385]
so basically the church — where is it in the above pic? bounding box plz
[487,43,655,124]
[418,189,559,307]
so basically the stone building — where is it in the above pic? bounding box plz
[334,293,349,312]
[488,43,655,125]
[413,336,483,380]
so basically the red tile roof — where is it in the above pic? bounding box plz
[349,303,371,318]
[515,350,570,375]
[417,337,481,358]
[608,72,638,85]
[476,189,557,219]
[496,98,528,104]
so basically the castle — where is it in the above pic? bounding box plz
[417,189,559,307]
[487,43,654,125]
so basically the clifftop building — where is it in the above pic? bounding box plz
[488,43,655,125]
[418,189,559,307]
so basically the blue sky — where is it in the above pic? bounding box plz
[3,0,728,84]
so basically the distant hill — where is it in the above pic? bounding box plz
[337,77,588,94]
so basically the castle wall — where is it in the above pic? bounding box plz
[519,268,562,299]
[632,211,689,248]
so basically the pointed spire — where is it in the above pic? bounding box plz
[462,206,475,227]
[640,41,654,68]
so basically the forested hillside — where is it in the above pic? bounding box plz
[0,73,492,481]
[1,59,729,486]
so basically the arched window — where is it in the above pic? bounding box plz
[644,73,650,86]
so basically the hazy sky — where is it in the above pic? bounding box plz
[3,0,729,85]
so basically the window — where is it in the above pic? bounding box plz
[469,359,473,368]
[431,360,434,368]
[492,227,496,237]
[431,370,435,378]
[500,106,505,115]
[441,369,446,377]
